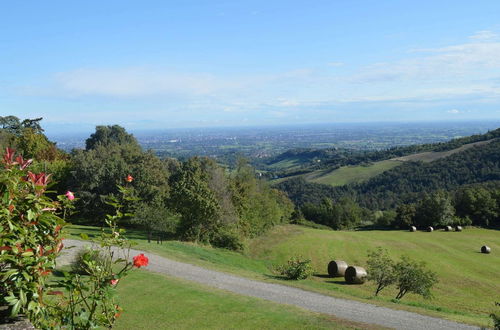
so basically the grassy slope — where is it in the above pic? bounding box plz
[113,270,369,329]
[66,225,499,327]
[308,160,401,186]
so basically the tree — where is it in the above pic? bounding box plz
[85,125,139,150]
[393,255,438,300]
[169,157,221,243]
[454,187,497,227]
[394,204,417,228]
[414,191,455,227]
[69,126,169,218]
[132,198,177,243]
[366,247,397,296]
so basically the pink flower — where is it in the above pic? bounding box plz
[65,191,75,200]
[110,279,119,286]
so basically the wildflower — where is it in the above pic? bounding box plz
[110,279,119,286]
[132,253,149,268]
[125,174,134,182]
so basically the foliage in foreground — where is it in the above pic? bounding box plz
[0,147,149,329]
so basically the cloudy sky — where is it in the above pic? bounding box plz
[2,1,500,133]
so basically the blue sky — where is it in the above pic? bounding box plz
[2,1,500,133]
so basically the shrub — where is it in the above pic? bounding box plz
[366,247,397,296]
[275,256,314,280]
[71,247,108,275]
[393,255,438,300]
[211,229,245,251]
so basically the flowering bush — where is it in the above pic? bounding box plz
[0,148,148,328]
[0,148,64,320]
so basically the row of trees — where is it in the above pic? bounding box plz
[393,186,500,228]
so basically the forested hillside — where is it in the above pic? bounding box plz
[276,131,500,230]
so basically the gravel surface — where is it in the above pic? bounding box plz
[61,239,478,330]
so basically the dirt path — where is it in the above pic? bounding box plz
[60,239,478,330]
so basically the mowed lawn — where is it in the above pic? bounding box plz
[113,270,371,329]
[249,225,500,326]
[66,225,500,327]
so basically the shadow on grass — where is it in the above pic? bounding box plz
[263,273,295,281]
[326,280,354,285]
[313,274,332,279]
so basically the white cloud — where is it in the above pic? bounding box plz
[469,30,498,41]
[55,68,229,96]
[447,109,461,114]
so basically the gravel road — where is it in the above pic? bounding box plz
[61,239,478,330]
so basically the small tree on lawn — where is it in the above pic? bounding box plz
[393,255,438,300]
[366,247,397,296]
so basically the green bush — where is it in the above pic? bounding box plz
[212,229,245,251]
[275,256,314,280]
[71,247,108,275]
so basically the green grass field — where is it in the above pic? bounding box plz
[65,224,500,327]
[308,160,402,186]
[272,160,401,186]
[112,270,373,329]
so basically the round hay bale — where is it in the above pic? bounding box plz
[409,226,417,232]
[344,266,367,284]
[455,226,463,232]
[481,245,491,254]
[444,226,452,232]
[427,226,434,232]
[327,260,348,277]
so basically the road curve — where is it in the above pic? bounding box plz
[61,239,478,330]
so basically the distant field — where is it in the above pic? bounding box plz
[67,225,500,327]
[272,160,401,186]
[266,157,311,171]
[308,160,401,186]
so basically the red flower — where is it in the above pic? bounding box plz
[125,174,134,183]
[132,253,149,268]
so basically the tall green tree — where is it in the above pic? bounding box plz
[169,157,221,243]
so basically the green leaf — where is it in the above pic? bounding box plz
[80,233,89,240]
[11,300,21,316]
